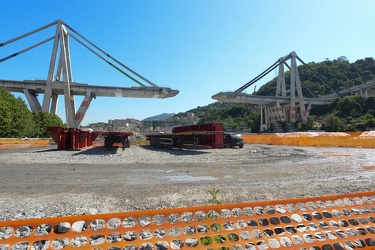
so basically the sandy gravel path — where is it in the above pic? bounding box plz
[0,144,374,221]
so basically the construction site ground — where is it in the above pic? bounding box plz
[0,142,375,221]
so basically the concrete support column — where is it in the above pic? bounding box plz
[23,89,42,111]
[73,90,95,128]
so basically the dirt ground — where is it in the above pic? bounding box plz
[0,144,374,221]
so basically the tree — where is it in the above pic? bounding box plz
[31,111,64,138]
[336,97,363,118]
[322,115,346,132]
[0,89,13,137]
[337,56,348,62]
[299,115,316,131]
[0,89,34,137]
[0,89,64,138]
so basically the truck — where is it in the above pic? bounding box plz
[47,127,133,150]
[145,122,226,149]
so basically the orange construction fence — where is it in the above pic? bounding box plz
[1,191,375,250]
[242,132,375,148]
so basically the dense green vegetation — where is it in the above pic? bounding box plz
[0,89,64,138]
[180,57,375,132]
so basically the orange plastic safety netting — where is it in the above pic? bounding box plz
[1,191,375,250]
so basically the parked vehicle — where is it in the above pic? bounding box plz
[224,133,244,148]
[146,122,225,149]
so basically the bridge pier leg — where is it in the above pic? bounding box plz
[73,90,95,128]
[50,93,58,114]
[22,89,42,111]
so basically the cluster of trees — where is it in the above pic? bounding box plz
[304,96,375,132]
[0,89,63,138]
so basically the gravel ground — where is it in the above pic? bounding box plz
[0,144,374,221]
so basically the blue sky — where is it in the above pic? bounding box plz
[1,0,374,125]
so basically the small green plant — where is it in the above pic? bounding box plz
[227,233,239,242]
[210,222,222,232]
[208,210,219,220]
[200,236,213,245]
[214,235,226,244]
[208,188,222,205]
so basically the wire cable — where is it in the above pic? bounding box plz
[63,22,160,89]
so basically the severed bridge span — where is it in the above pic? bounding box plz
[212,51,375,132]
[0,20,179,128]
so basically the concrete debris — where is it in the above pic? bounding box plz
[124,245,137,250]
[106,233,121,243]
[15,226,32,238]
[197,224,209,233]
[32,240,49,250]
[168,227,181,237]
[0,227,13,240]
[51,238,68,249]
[89,234,105,245]
[139,230,152,240]
[269,239,280,248]
[220,209,231,218]
[166,213,179,224]
[170,240,183,249]
[138,215,151,227]
[180,212,193,222]
[53,222,70,234]
[185,238,198,247]
[140,243,153,250]
[107,218,121,229]
[123,217,136,228]
[232,208,242,217]
[154,228,166,238]
[254,206,264,215]
[265,205,276,214]
[183,225,195,235]
[244,242,257,249]
[70,236,87,247]
[90,219,105,231]
[194,211,206,222]
[123,231,136,241]
[155,241,168,250]
[71,220,87,233]
[236,220,246,229]
[152,214,165,225]
[223,221,234,230]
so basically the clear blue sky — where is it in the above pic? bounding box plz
[1,0,374,125]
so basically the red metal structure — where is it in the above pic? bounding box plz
[47,127,132,150]
[146,123,224,149]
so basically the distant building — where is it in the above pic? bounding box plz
[108,118,142,132]
[85,113,200,134]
